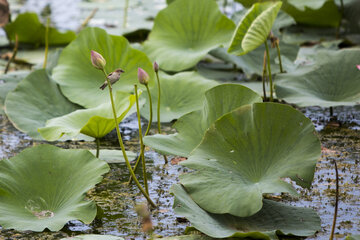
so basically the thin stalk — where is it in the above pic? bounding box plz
[330,160,339,240]
[264,40,274,102]
[123,0,129,28]
[144,84,153,136]
[101,70,156,208]
[43,17,50,69]
[330,107,334,117]
[4,34,18,74]
[135,84,149,195]
[95,138,100,158]
[155,71,168,164]
[78,8,98,32]
[275,41,284,73]
[262,50,267,101]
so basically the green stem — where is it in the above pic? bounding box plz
[43,17,50,69]
[123,0,129,28]
[330,160,339,240]
[275,41,283,73]
[4,34,18,74]
[144,84,153,136]
[101,70,156,208]
[262,50,267,101]
[95,138,100,158]
[135,84,149,195]
[264,40,273,102]
[155,72,168,164]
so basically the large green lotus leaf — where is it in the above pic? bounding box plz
[141,71,218,123]
[0,144,109,231]
[143,84,262,157]
[180,103,320,217]
[171,184,321,239]
[143,0,235,72]
[52,27,154,108]
[275,49,360,107]
[212,41,299,78]
[0,71,30,114]
[4,12,75,46]
[38,91,140,140]
[228,2,282,56]
[4,69,81,140]
[62,235,124,240]
[235,0,341,27]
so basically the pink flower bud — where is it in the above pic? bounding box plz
[153,61,159,73]
[138,68,150,85]
[357,65,360,71]
[91,50,106,70]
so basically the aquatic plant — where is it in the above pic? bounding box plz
[0,144,109,231]
[143,0,235,71]
[144,84,262,157]
[180,103,320,217]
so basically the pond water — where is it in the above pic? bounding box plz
[0,105,359,239]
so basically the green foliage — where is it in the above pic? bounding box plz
[144,84,262,157]
[144,0,235,71]
[228,1,282,55]
[171,184,321,239]
[276,49,360,107]
[61,235,124,240]
[52,27,154,108]
[180,103,320,217]
[141,71,218,122]
[4,69,81,140]
[5,12,75,46]
[0,144,109,231]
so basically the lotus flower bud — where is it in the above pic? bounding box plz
[357,65,360,71]
[138,68,149,85]
[91,50,106,70]
[153,61,159,73]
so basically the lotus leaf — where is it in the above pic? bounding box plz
[141,71,218,122]
[275,49,360,107]
[143,84,262,157]
[156,235,211,240]
[52,27,154,108]
[171,184,321,239]
[4,12,75,46]
[89,149,137,163]
[4,69,81,140]
[39,91,140,141]
[346,235,360,240]
[180,103,320,217]
[143,0,235,71]
[62,235,124,240]
[228,2,282,56]
[0,71,30,114]
[0,144,109,231]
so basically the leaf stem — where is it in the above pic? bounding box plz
[330,160,339,240]
[264,40,274,102]
[95,138,100,158]
[155,71,168,163]
[262,50,267,101]
[275,40,283,73]
[135,84,149,195]
[101,70,156,208]
[123,0,129,28]
[4,34,18,74]
[43,17,50,69]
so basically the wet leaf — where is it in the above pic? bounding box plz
[0,144,109,231]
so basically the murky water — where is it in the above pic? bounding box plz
[0,106,359,239]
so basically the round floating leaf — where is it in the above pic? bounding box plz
[89,149,136,163]
[5,12,75,46]
[141,71,218,122]
[144,84,262,157]
[180,103,320,217]
[228,2,282,56]
[52,27,154,108]
[39,91,140,140]
[4,69,82,140]
[61,235,124,240]
[275,49,360,107]
[171,184,321,239]
[143,0,235,71]
[0,144,109,231]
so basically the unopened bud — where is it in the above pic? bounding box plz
[138,68,149,85]
[91,50,106,70]
[153,61,159,73]
[357,65,360,71]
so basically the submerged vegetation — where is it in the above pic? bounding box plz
[0,0,359,239]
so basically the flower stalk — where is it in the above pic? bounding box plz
[264,40,274,102]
